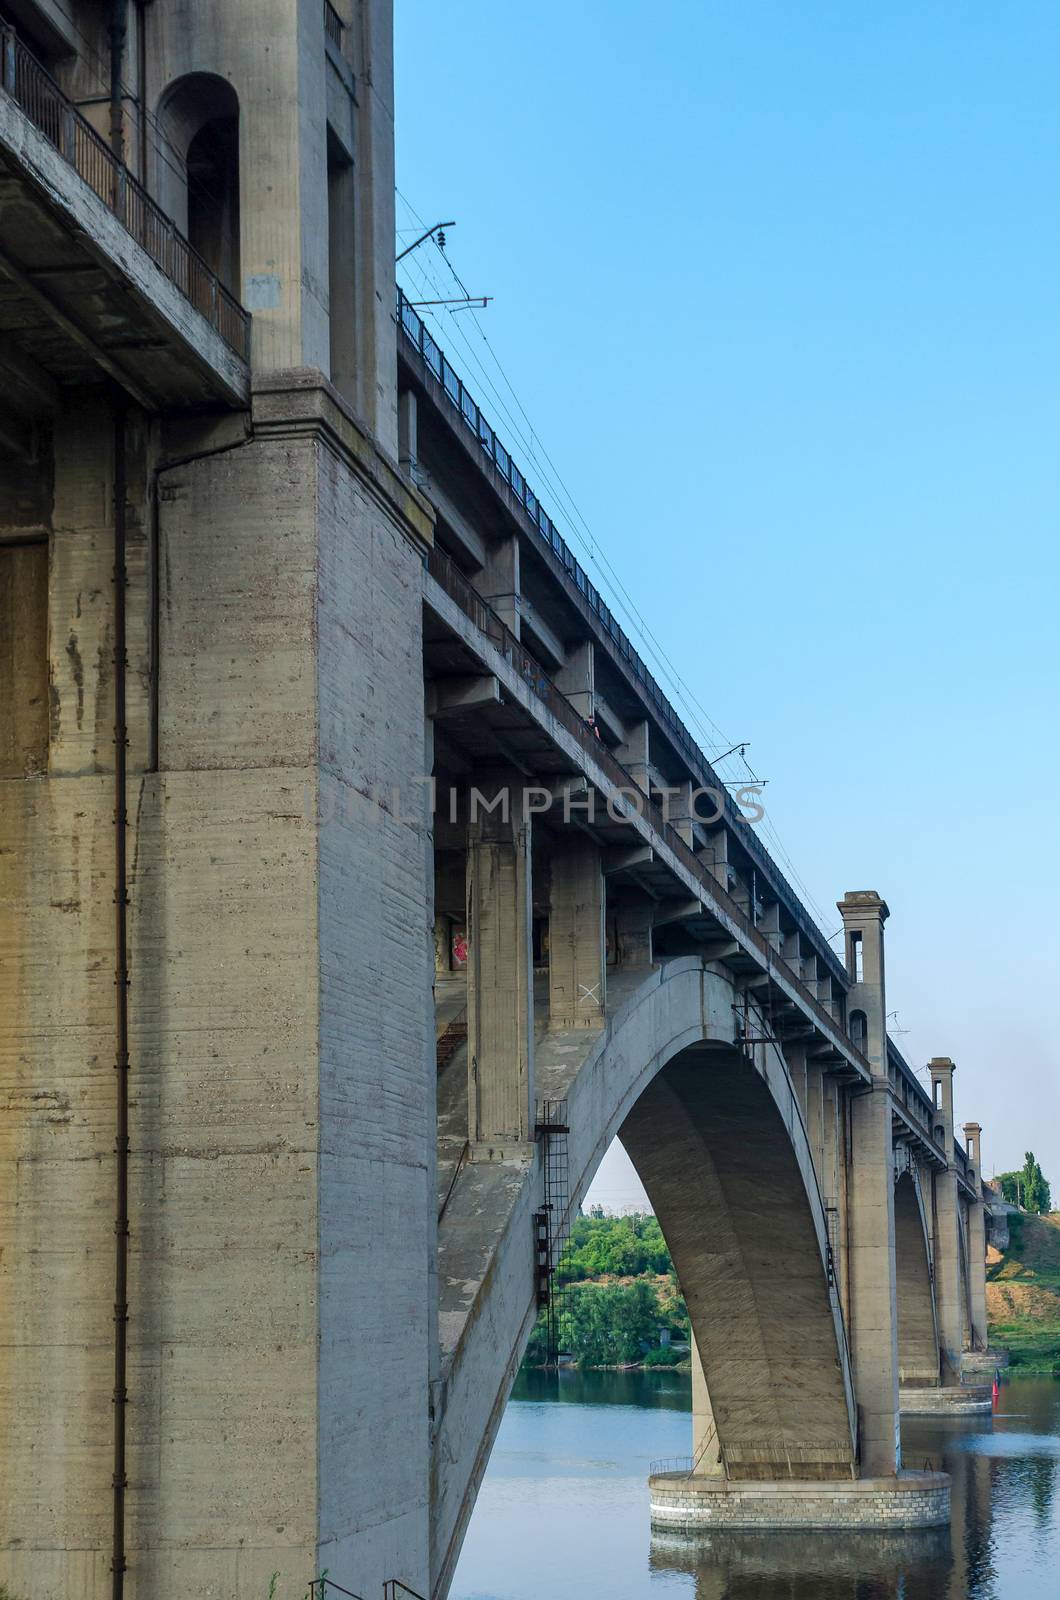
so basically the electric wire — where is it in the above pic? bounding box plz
[396,194,840,941]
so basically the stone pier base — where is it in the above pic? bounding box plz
[649,1471,951,1531]
[961,1349,1008,1375]
[899,1384,992,1415]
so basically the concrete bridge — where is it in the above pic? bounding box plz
[0,2,989,1597]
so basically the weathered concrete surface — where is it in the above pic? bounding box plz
[839,893,901,1475]
[649,1470,951,1530]
[0,377,435,1600]
[894,1171,940,1386]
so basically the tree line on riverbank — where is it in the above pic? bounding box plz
[523,1212,689,1368]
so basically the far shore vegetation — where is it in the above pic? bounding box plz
[524,1211,689,1369]
[988,1208,1060,1376]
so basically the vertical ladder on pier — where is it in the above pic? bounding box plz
[535,1098,570,1367]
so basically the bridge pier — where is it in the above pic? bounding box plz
[838,892,901,1476]
[929,1058,965,1381]
[962,1122,990,1350]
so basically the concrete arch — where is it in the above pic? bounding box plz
[894,1169,939,1386]
[432,959,855,1596]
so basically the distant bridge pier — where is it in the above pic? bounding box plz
[930,1057,965,1381]
[838,892,902,1476]
[962,1123,990,1351]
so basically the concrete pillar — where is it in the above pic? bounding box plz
[806,1061,826,1188]
[613,896,654,970]
[548,836,605,1028]
[963,1121,989,1351]
[759,900,783,952]
[697,823,731,890]
[466,772,534,1149]
[658,779,695,845]
[398,387,418,472]
[617,719,650,792]
[690,1331,722,1474]
[477,534,521,638]
[930,1058,963,1379]
[837,891,900,1476]
[785,1042,809,1120]
[555,638,594,722]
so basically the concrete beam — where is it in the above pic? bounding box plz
[0,242,160,412]
[426,674,502,718]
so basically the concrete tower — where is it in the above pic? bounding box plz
[0,3,433,1596]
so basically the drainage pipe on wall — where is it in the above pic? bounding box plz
[111,399,131,1600]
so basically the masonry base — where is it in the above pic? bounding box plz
[961,1348,1008,1375]
[899,1384,993,1415]
[648,1470,951,1531]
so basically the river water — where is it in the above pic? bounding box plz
[451,1370,1060,1600]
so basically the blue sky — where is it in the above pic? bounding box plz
[395,1,1060,1202]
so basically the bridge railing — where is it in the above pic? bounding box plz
[425,544,869,1074]
[0,28,250,359]
[887,1038,947,1154]
[400,287,847,988]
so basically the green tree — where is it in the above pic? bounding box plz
[998,1154,1052,1214]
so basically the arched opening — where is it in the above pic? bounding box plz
[156,73,241,292]
[850,1008,867,1051]
[432,962,857,1594]
[894,1169,939,1386]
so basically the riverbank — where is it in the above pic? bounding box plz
[987,1210,1060,1374]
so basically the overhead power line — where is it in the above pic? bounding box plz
[395,191,839,941]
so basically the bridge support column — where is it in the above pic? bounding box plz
[617,719,650,792]
[805,1061,826,1184]
[613,896,654,970]
[477,534,521,638]
[838,891,900,1476]
[963,1121,989,1351]
[930,1058,963,1379]
[548,836,605,1028]
[466,772,534,1149]
[690,1331,722,1473]
[555,639,594,722]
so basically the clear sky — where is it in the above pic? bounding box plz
[395,0,1060,1205]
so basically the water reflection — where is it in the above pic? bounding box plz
[650,1526,952,1600]
[453,1374,1060,1600]
[513,1366,694,1413]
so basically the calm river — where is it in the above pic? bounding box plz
[451,1371,1060,1600]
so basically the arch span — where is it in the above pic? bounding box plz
[431,959,855,1597]
[894,1168,939,1385]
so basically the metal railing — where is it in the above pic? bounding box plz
[324,0,344,48]
[0,28,250,360]
[383,1583,427,1600]
[398,288,848,990]
[424,544,869,1073]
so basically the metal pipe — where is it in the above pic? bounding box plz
[111,400,130,1600]
[108,0,127,161]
